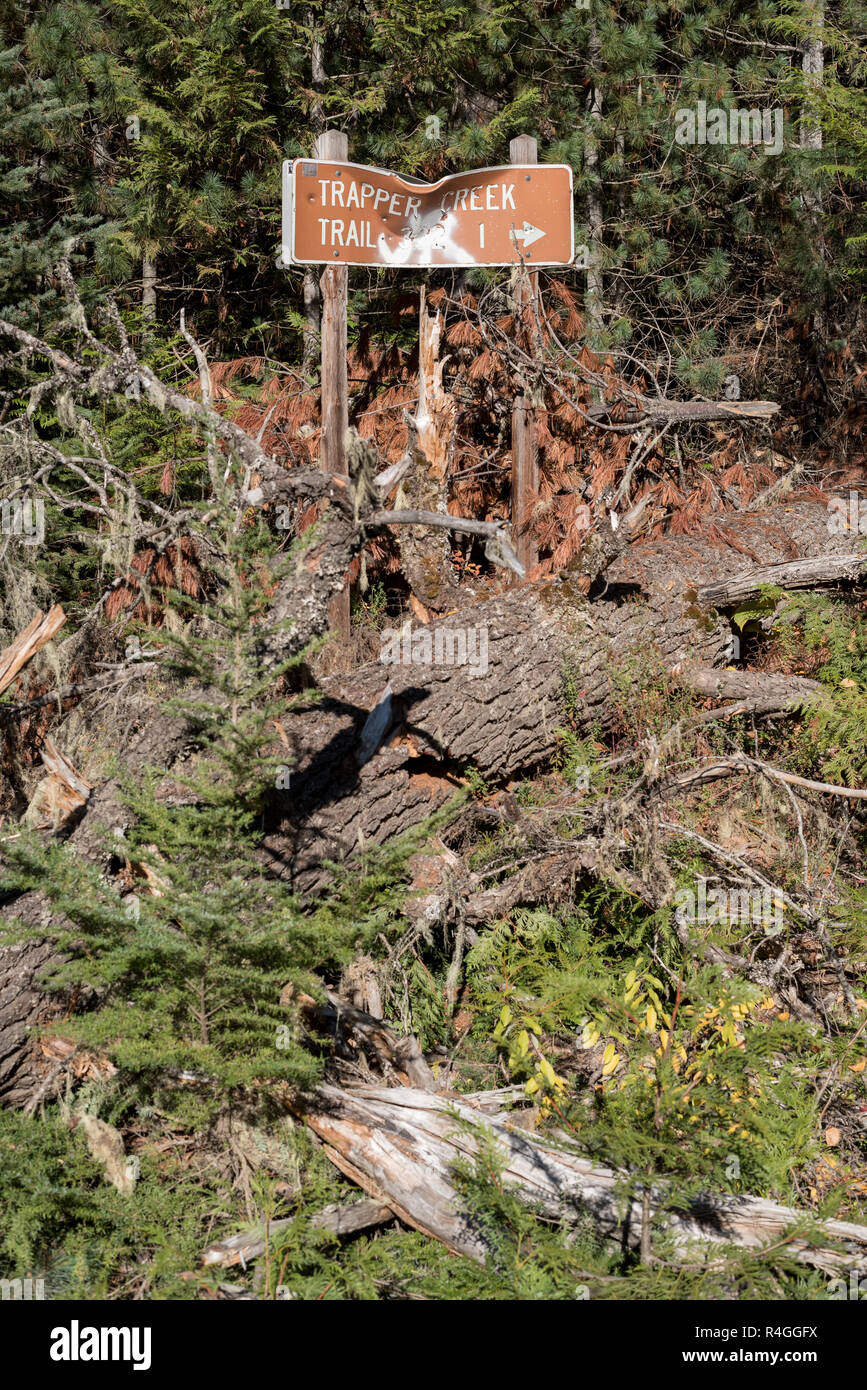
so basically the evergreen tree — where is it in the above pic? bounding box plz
[1,492,371,1116]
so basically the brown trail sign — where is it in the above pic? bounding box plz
[283,159,574,268]
[279,136,571,639]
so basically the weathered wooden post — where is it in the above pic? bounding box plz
[316,128,350,639]
[509,134,539,575]
[285,144,572,604]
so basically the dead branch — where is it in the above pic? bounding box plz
[0,607,67,694]
[291,988,437,1092]
[586,398,780,425]
[0,663,158,723]
[697,551,867,607]
[201,1198,394,1268]
[665,751,867,804]
[678,668,823,705]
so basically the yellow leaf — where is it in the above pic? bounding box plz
[776,1011,790,1022]
[658,1028,669,1051]
[849,1059,866,1073]
[602,1047,620,1077]
[825,1126,842,1147]
[539,1057,557,1086]
[525,1077,540,1095]
[646,1005,657,1032]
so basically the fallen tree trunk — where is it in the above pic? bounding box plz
[264,498,853,890]
[0,938,96,1108]
[0,694,197,1107]
[292,1083,867,1276]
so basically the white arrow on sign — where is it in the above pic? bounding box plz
[511,220,546,249]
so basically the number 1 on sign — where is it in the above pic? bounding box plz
[479,224,484,248]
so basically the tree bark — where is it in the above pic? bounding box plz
[316,129,351,641]
[0,939,97,1108]
[0,693,197,1107]
[800,2,828,352]
[302,12,325,371]
[586,399,780,425]
[697,551,867,607]
[263,498,853,890]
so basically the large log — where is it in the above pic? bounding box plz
[0,938,94,1108]
[293,1083,867,1276]
[264,498,853,890]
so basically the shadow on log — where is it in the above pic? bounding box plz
[264,499,851,890]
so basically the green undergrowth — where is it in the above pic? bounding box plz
[2,554,867,1300]
[764,592,867,787]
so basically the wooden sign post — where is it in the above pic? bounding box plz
[316,129,350,640]
[282,140,572,616]
[509,135,540,575]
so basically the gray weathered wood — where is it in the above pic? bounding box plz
[587,399,780,425]
[295,1083,867,1275]
[697,551,867,607]
[202,1198,394,1268]
[681,668,822,705]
